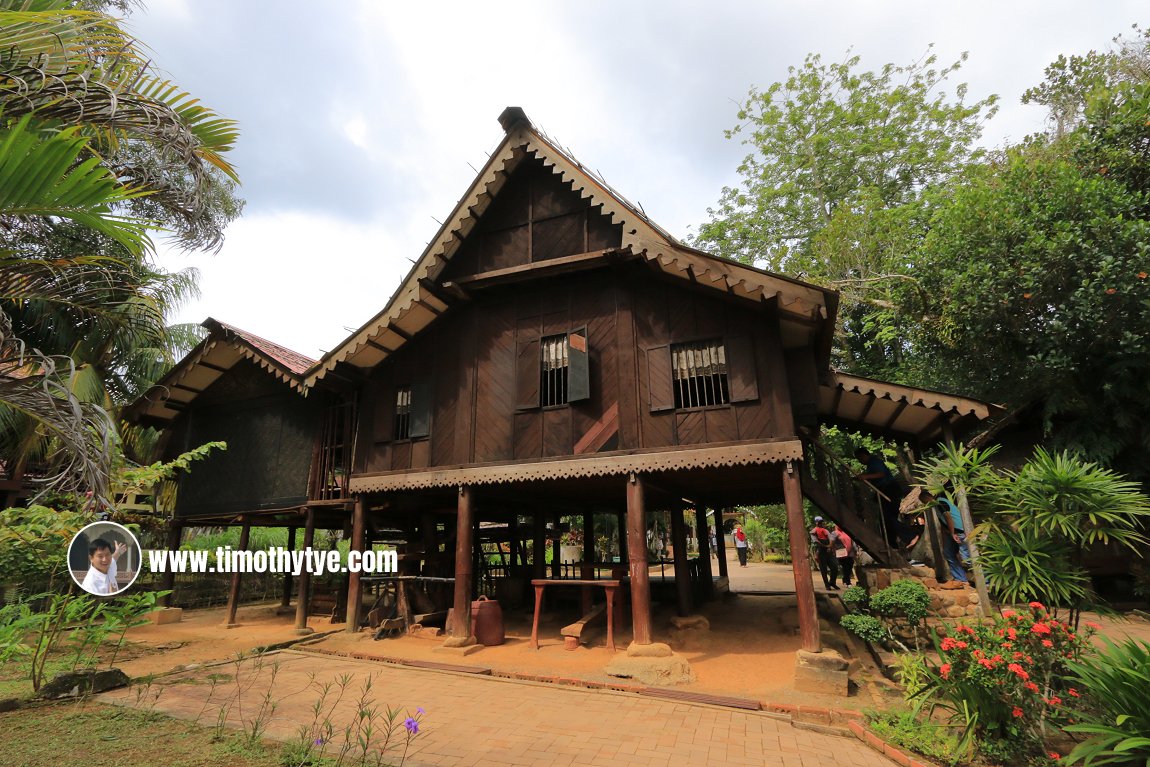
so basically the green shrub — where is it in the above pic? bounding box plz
[913,602,1096,762]
[866,709,964,765]
[841,584,869,611]
[870,579,930,625]
[840,613,890,646]
[1063,636,1150,767]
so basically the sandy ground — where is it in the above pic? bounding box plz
[115,557,857,708]
[112,554,1150,710]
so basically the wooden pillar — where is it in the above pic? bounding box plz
[421,513,438,574]
[695,506,714,600]
[224,517,251,628]
[923,503,949,582]
[626,473,652,645]
[550,513,560,577]
[295,507,316,634]
[281,526,297,608]
[345,497,366,633]
[670,503,692,616]
[450,485,475,641]
[532,512,546,579]
[956,488,991,617]
[714,509,729,578]
[581,512,594,580]
[783,462,820,653]
[160,521,183,607]
[615,511,627,567]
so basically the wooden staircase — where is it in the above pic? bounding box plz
[799,437,907,568]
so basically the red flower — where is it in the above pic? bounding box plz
[978,658,995,669]
[956,625,975,635]
[1042,639,1054,647]
[1029,601,1046,610]
[1013,652,1025,660]
[1002,609,1017,618]
[1085,621,1102,631]
[1031,622,1052,635]
[1048,696,1063,706]
[940,663,952,679]
[1012,707,1024,718]
[941,637,959,651]
[1002,641,1014,649]
[1026,681,1040,692]
[1007,628,1018,640]
[1068,688,1080,698]
[1008,663,1030,680]
[1050,752,1061,761]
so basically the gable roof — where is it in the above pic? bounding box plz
[124,318,315,428]
[818,371,1004,444]
[305,107,839,386]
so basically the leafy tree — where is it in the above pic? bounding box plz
[694,47,996,273]
[910,89,1150,473]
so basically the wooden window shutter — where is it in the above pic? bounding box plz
[725,335,759,403]
[646,344,674,412]
[374,386,395,442]
[409,381,431,439]
[567,326,590,403]
[516,336,540,410]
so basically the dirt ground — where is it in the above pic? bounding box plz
[114,559,858,709]
[112,557,1150,711]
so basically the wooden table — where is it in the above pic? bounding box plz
[530,578,623,651]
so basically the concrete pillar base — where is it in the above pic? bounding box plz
[605,650,695,686]
[794,649,849,696]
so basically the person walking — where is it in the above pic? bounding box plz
[733,524,749,567]
[833,526,855,586]
[924,490,969,583]
[854,447,910,547]
[809,517,839,590]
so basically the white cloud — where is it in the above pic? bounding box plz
[155,211,412,359]
[128,0,1145,356]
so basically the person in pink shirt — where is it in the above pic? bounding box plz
[833,526,855,586]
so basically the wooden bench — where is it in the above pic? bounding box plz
[530,578,623,651]
[560,602,607,650]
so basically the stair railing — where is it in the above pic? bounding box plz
[799,431,897,564]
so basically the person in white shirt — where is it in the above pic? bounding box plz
[80,538,126,595]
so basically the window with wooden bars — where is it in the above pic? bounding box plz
[393,383,432,440]
[671,339,730,409]
[394,387,412,439]
[540,334,569,407]
[519,328,590,409]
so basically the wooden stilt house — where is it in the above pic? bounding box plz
[128,108,999,655]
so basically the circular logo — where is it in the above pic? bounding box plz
[68,521,143,596]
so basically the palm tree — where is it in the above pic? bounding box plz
[0,1,241,500]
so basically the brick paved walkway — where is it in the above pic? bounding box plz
[100,650,896,767]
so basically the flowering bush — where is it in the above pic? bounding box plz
[915,602,1096,762]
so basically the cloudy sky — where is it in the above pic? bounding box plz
[132,1,1143,360]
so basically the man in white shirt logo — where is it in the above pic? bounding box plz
[81,538,127,595]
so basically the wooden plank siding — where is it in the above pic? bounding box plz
[352,267,796,476]
[351,148,796,477]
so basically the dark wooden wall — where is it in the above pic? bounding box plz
[441,155,624,282]
[354,268,795,475]
[170,359,323,517]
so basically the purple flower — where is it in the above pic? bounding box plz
[404,717,419,734]
[417,707,425,715]
[314,737,327,746]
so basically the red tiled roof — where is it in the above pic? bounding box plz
[211,320,316,376]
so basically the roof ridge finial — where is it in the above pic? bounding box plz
[498,106,531,133]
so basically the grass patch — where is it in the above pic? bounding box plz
[0,700,288,767]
